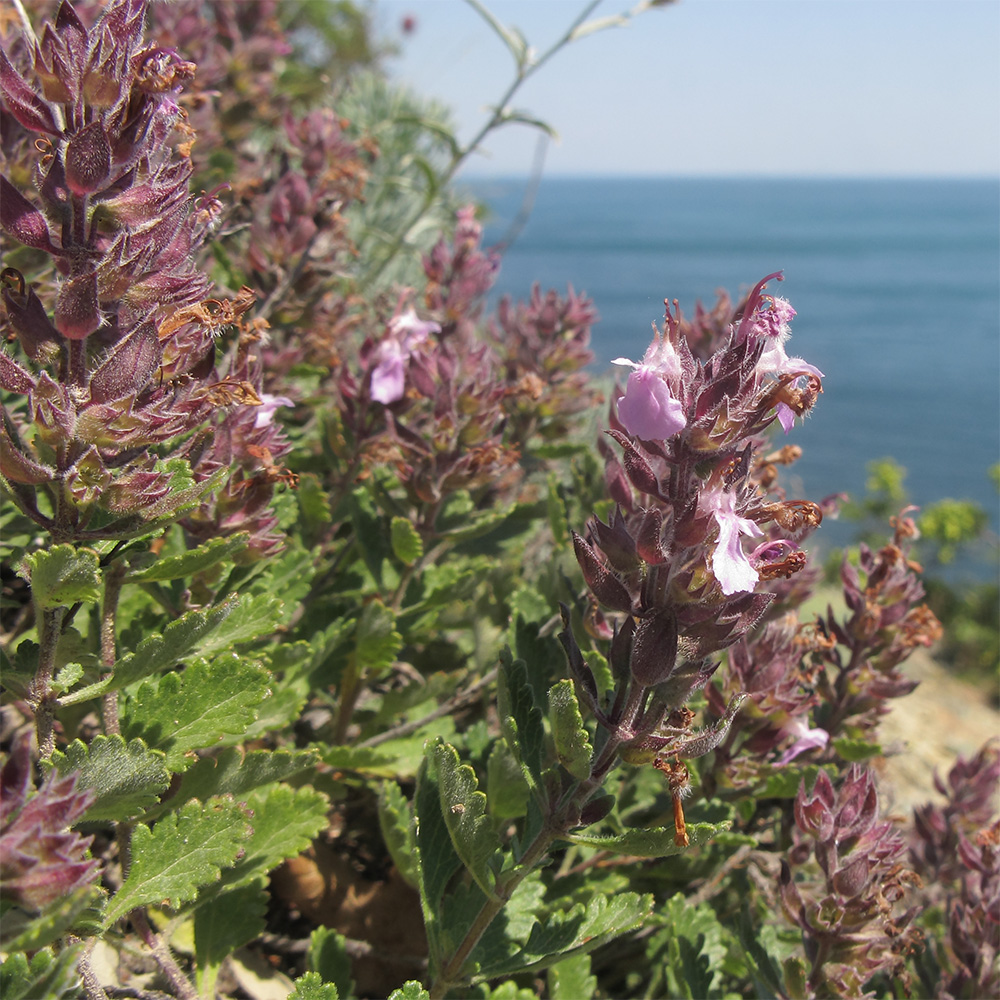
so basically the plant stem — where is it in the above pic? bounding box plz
[100,561,126,735]
[361,0,602,291]
[429,821,559,999]
[70,935,110,1000]
[357,666,498,749]
[31,604,65,760]
[131,909,198,1000]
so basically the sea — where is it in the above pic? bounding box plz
[466,176,1000,576]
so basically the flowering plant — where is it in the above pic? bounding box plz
[1,2,995,999]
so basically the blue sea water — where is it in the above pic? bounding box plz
[467,176,1000,567]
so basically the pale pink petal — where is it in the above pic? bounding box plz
[775,721,830,766]
[253,394,294,429]
[616,367,686,441]
[371,343,407,403]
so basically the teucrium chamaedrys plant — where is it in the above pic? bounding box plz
[2,1,998,999]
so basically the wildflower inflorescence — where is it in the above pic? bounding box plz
[561,273,825,787]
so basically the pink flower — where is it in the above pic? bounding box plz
[747,293,824,434]
[702,488,763,595]
[775,717,830,765]
[612,337,685,441]
[253,393,294,429]
[370,309,440,404]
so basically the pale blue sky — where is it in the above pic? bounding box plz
[373,0,1000,177]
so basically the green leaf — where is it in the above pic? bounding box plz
[322,744,402,777]
[432,740,500,900]
[492,106,558,138]
[486,741,530,820]
[652,893,730,1000]
[307,926,354,1000]
[496,651,545,791]
[194,880,268,998]
[546,473,570,548]
[390,516,424,566]
[757,764,834,799]
[736,905,786,998]
[127,533,249,582]
[104,797,253,924]
[287,971,339,1000]
[19,544,101,609]
[59,600,237,706]
[568,14,628,40]
[547,953,597,1000]
[121,654,271,770]
[355,600,402,675]
[565,821,729,858]
[157,746,319,819]
[548,680,592,780]
[194,592,285,656]
[466,0,530,66]
[378,780,417,888]
[412,752,463,966]
[0,947,83,1000]
[48,734,170,822]
[474,892,653,979]
[201,784,330,899]
[387,983,430,1000]
[0,885,104,955]
[833,736,882,762]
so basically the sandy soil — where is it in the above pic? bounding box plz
[874,647,999,816]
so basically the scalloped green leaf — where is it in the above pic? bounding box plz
[287,971,340,1000]
[193,592,285,657]
[198,784,330,900]
[412,752,463,966]
[103,797,253,925]
[473,892,653,980]
[152,746,318,819]
[390,516,424,566]
[48,734,170,822]
[19,545,101,610]
[497,651,545,791]
[486,740,530,820]
[307,926,353,1000]
[355,600,402,676]
[565,821,729,858]
[59,600,237,706]
[387,983,430,1000]
[378,780,417,888]
[127,533,249,582]
[432,740,500,900]
[121,654,271,770]
[548,680,592,780]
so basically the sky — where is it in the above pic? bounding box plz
[372,0,1000,177]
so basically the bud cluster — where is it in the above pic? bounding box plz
[781,765,921,997]
[1,0,289,552]
[0,733,98,913]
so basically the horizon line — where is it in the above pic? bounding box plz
[458,171,1000,183]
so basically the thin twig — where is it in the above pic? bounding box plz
[131,909,197,1000]
[357,666,499,749]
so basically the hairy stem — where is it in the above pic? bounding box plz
[30,604,66,760]
[131,909,198,1000]
[429,821,559,999]
[100,561,126,736]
